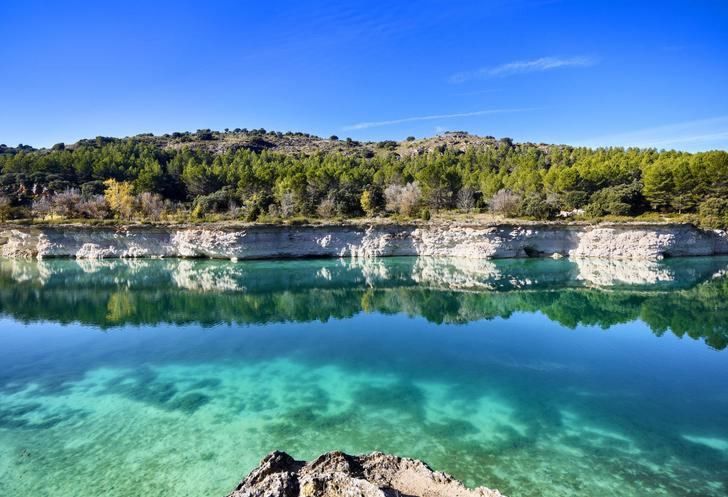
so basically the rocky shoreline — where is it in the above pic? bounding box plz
[1,222,727,260]
[227,451,504,497]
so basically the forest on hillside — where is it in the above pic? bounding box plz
[1,130,727,227]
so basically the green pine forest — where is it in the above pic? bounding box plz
[1,129,727,227]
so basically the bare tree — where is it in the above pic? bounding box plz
[456,187,477,212]
[52,189,83,218]
[280,191,296,218]
[384,182,422,217]
[32,196,53,219]
[0,194,12,222]
[316,193,337,218]
[489,189,521,217]
[138,192,165,221]
[78,195,109,219]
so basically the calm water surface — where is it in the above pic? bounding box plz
[0,256,727,497]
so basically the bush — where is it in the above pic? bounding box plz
[384,182,421,217]
[244,192,271,221]
[518,194,559,220]
[558,190,590,211]
[360,187,384,216]
[698,197,728,229]
[78,195,109,219]
[316,194,337,218]
[138,192,165,221]
[32,196,52,219]
[456,187,477,212]
[52,189,83,217]
[104,179,135,220]
[81,181,106,197]
[192,188,240,215]
[585,182,645,217]
[0,194,11,221]
[279,191,296,218]
[488,189,521,217]
[196,129,214,140]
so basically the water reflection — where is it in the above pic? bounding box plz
[1,256,728,497]
[1,256,727,349]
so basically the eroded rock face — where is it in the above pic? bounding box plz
[227,451,504,497]
[1,223,726,260]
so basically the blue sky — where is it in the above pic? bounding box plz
[1,0,727,150]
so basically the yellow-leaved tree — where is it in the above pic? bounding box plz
[104,179,135,220]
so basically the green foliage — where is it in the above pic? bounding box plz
[192,187,240,215]
[558,190,590,211]
[698,197,728,229]
[0,132,725,222]
[518,194,559,220]
[585,182,645,217]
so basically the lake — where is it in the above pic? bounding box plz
[0,256,727,497]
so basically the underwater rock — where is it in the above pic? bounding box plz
[227,450,504,497]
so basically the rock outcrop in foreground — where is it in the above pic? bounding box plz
[227,451,504,497]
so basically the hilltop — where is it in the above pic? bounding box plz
[1,129,554,159]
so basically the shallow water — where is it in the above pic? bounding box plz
[0,256,727,497]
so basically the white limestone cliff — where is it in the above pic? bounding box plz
[1,223,726,260]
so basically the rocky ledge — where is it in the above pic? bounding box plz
[1,222,727,260]
[227,451,504,497]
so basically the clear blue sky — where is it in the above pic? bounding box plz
[1,0,727,150]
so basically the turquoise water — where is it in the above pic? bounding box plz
[1,256,727,497]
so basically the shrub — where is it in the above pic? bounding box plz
[81,181,106,197]
[192,188,239,215]
[245,192,271,221]
[104,179,135,220]
[138,192,165,221]
[360,187,384,216]
[488,189,521,217]
[196,129,214,140]
[0,194,11,221]
[456,187,477,212]
[32,196,53,219]
[384,182,421,217]
[78,195,109,219]
[517,193,559,220]
[279,191,296,218]
[51,189,83,218]
[316,194,337,218]
[558,190,590,211]
[698,197,728,229]
[585,182,645,217]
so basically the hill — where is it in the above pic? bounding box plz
[1,129,727,227]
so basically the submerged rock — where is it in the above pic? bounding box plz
[226,451,504,497]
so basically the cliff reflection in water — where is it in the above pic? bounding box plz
[1,256,727,349]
